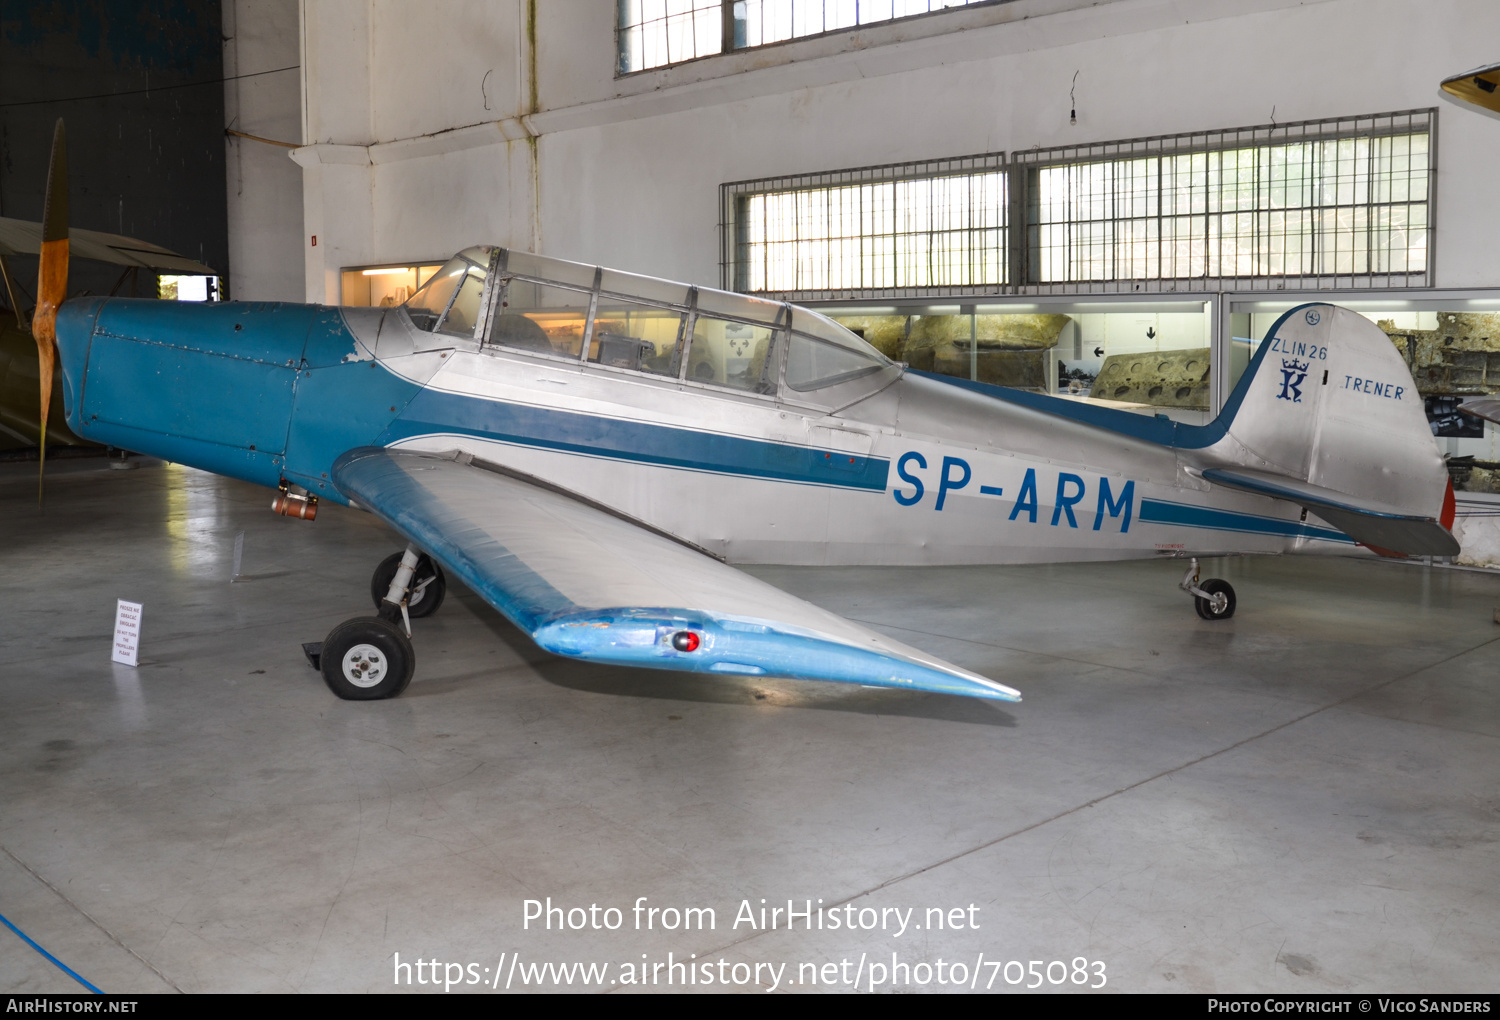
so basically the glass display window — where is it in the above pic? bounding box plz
[819,298,1213,423]
[340,262,446,307]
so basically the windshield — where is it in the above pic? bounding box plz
[404,249,490,334]
[785,333,886,390]
[404,257,469,331]
[783,305,891,391]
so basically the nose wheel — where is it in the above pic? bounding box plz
[1180,558,1236,620]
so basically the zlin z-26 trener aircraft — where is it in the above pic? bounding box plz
[25,124,1457,706]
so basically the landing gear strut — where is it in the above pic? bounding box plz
[370,551,446,621]
[1180,558,1236,620]
[309,544,443,700]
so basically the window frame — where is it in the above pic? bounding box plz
[721,150,1011,302]
[1012,108,1436,295]
[721,108,1437,300]
[616,0,1013,76]
[479,256,794,402]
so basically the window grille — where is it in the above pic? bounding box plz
[721,153,1009,301]
[1014,109,1434,293]
[618,0,1002,74]
[721,110,1435,299]
[617,1,724,75]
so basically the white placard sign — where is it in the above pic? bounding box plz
[112,600,143,667]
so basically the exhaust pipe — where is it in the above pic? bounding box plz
[271,480,318,520]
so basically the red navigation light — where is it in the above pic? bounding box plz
[671,631,700,652]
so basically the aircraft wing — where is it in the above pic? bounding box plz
[1202,466,1459,556]
[330,447,1020,702]
[0,215,216,275]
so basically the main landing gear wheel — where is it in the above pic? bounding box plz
[370,552,446,618]
[320,616,415,700]
[1193,578,1237,620]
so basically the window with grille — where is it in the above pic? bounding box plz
[1016,110,1433,293]
[617,0,1001,74]
[721,110,1435,299]
[723,154,1009,301]
[617,1,724,74]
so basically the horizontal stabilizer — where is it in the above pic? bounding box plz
[1202,467,1459,556]
[332,447,1020,702]
[1459,397,1500,426]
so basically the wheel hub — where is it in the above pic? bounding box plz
[410,574,432,607]
[341,643,386,687]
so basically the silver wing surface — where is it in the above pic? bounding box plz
[331,448,1020,702]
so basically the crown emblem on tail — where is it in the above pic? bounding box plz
[1277,358,1310,403]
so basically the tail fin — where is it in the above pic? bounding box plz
[1209,303,1457,556]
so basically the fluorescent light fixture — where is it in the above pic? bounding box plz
[361,267,411,276]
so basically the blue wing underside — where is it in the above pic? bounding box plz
[330,447,1020,702]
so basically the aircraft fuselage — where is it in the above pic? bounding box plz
[53,291,1353,568]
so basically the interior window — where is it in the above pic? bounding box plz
[404,257,468,331]
[490,278,592,357]
[688,316,778,395]
[785,332,884,391]
[588,298,684,377]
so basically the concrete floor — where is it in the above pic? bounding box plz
[2,458,1499,994]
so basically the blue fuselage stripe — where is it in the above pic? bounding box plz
[383,388,891,490]
[1139,498,1353,543]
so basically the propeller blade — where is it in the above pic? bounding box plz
[1441,62,1500,114]
[32,119,68,503]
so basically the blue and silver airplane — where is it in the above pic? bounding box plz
[27,127,1458,706]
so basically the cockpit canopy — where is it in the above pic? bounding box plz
[403,246,491,334]
[402,246,897,401]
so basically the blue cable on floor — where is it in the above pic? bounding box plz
[0,908,102,994]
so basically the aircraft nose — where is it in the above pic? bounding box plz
[55,297,106,433]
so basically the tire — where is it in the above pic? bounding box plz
[1193,578,1236,620]
[320,616,416,700]
[370,552,446,619]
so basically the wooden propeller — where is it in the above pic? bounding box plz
[32,119,68,503]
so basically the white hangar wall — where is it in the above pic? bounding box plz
[271,0,1500,302]
[223,0,305,302]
